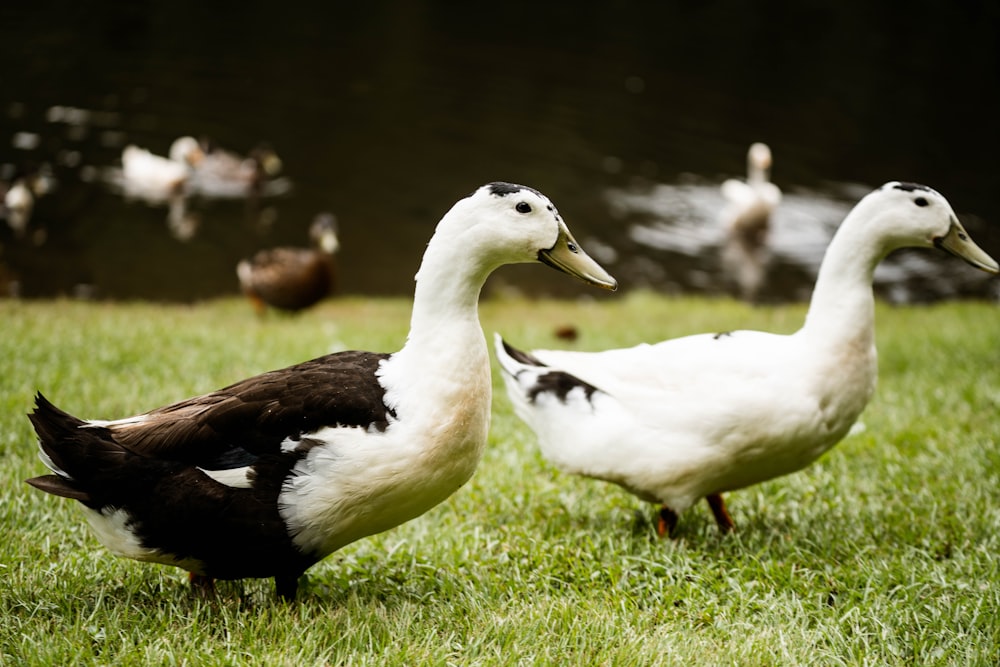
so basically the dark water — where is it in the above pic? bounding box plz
[2,2,999,303]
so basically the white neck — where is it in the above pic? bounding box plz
[406,230,496,353]
[381,226,497,421]
[748,164,768,186]
[800,207,886,347]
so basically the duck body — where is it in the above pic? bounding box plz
[497,182,998,535]
[498,324,873,520]
[120,137,203,201]
[190,141,285,198]
[237,214,339,313]
[26,182,617,599]
[2,177,35,236]
[720,142,782,301]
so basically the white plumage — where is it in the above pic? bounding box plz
[496,182,998,535]
[120,136,203,201]
[720,142,782,301]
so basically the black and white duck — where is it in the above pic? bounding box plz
[26,182,617,600]
[496,182,997,536]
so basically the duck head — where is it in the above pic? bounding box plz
[866,182,998,274]
[747,142,773,184]
[309,213,340,254]
[168,136,204,167]
[432,182,617,290]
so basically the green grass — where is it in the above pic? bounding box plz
[2,292,999,665]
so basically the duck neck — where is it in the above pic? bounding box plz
[384,236,496,412]
[800,215,885,348]
[406,240,494,351]
[748,165,768,187]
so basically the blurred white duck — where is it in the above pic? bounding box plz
[237,213,340,314]
[497,182,998,536]
[719,142,782,301]
[25,182,616,601]
[2,176,35,237]
[120,136,203,201]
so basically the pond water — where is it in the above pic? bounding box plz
[1,2,998,303]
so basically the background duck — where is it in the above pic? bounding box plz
[189,139,286,199]
[2,175,35,237]
[1,164,56,238]
[120,136,203,202]
[25,182,616,601]
[496,182,997,537]
[719,142,782,302]
[237,213,340,314]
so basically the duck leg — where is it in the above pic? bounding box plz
[705,493,734,533]
[274,573,300,602]
[188,572,216,596]
[656,505,679,538]
[249,293,267,317]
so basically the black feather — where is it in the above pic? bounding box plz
[501,339,546,367]
[501,340,600,405]
[27,392,132,508]
[105,350,393,466]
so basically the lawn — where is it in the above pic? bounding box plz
[1,292,999,665]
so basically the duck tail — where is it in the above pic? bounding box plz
[25,393,128,506]
[493,333,548,377]
[493,334,602,409]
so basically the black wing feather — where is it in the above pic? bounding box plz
[96,350,393,467]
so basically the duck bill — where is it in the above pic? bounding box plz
[934,220,1000,274]
[538,224,618,290]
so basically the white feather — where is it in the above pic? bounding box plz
[83,507,205,573]
[85,415,150,428]
[198,467,253,489]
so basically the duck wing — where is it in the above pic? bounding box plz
[529,330,784,400]
[71,350,393,470]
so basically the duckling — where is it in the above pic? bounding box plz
[497,182,997,536]
[26,182,616,600]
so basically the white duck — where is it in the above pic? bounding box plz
[719,142,782,301]
[2,176,34,236]
[496,182,997,536]
[120,136,203,201]
[25,182,616,600]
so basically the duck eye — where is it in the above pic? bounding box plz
[515,202,532,214]
[914,197,929,207]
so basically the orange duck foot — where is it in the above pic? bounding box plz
[656,505,678,538]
